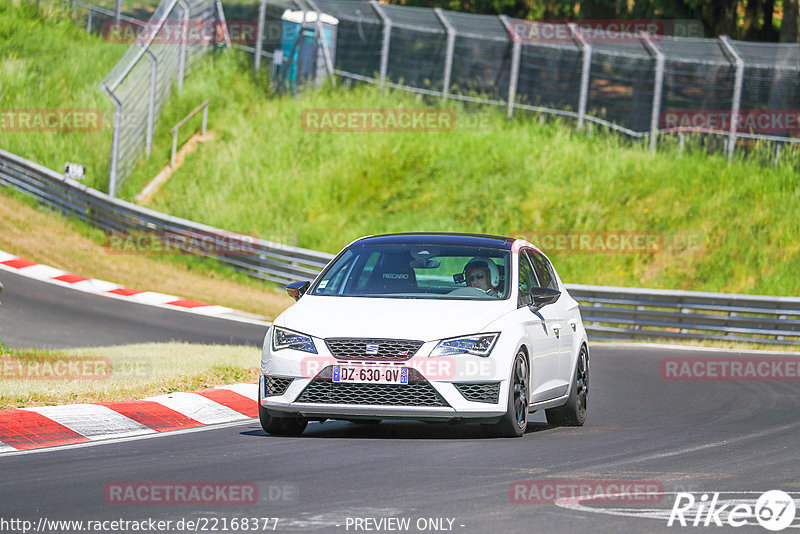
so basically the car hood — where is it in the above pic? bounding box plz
[277,295,512,341]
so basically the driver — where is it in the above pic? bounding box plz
[464,257,500,297]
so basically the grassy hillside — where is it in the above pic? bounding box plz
[121,54,800,296]
[2,4,798,297]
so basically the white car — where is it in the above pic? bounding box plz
[259,233,589,437]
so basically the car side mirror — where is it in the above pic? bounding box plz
[529,286,560,311]
[286,281,310,301]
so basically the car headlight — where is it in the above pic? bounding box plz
[430,333,499,357]
[272,327,317,354]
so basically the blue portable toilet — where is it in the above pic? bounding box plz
[279,10,338,90]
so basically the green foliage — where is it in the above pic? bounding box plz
[0,1,127,190]
[118,51,800,296]
[390,0,792,40]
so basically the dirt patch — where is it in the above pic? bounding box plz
[0,190,294,319]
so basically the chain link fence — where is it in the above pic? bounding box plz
[244,0,800,162]
[97,0,228,196]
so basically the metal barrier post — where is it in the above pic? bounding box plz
[215,0,232,48]
[171,130,178,167]
[304,0,336,85]
[177,0,190,91]
[102,86,122,197]
[569,23,591,130]
[143,47,158,158]
[170,99,211,167]
[370,0,391,92]
[499,16,520,119]
[434,8,455,102]
[87,9,93,33]
[115,0,121,22]
[255,0,266,71]
[641,32,664,153]
[720,36,744,162]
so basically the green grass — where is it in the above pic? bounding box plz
[0,1,127,185]
[118,51,800,296]
[3,4,799,298]
[0,342,259,409]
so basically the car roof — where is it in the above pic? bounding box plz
[351,232,515,250]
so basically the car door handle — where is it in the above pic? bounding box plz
[568,319,577,332]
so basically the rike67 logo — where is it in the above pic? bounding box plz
[668,491,797,531]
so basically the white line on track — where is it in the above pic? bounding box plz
[23,404,155,439]
[217,383,259,399]
[0,419,257,458]
[144,392,250,425]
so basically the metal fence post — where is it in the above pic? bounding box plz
[255,0,266,71]
[143,47,158,158]
[171,129,178,167]
[102,85,122,197]
[641,32,664,153]
[87,9,93,33]
[434,8,455,102]
[569,23,592,130]
[215,0,232,48]
[177,0,190,91]
[720,36,744,162]
[304,0,336,85]
[370,0,391,91]
[498,16,520,118]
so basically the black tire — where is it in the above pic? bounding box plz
[491,350,529,438]
[545,344,588,426]
[259,403,308,436]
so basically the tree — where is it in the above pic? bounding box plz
[780,0,799,42]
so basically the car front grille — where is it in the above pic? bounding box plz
[264,376,294,396]
[325,338,424,361]
[454,382,501,404]
[296,367,449,407]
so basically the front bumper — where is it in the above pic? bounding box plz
[260,339,509,421]
[261,376,506,421]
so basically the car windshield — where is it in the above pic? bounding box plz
[310,244,510,300]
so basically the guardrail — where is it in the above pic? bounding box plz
[570,284,800,346]
[0,148,797,346]
[0,148,332,285]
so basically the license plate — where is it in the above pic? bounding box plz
[332,365,409,384]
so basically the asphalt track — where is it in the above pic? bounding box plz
[0,269,266,348]
[1,273,799,533]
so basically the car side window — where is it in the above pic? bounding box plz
[517,251,538,307]
[528,250,557,290]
